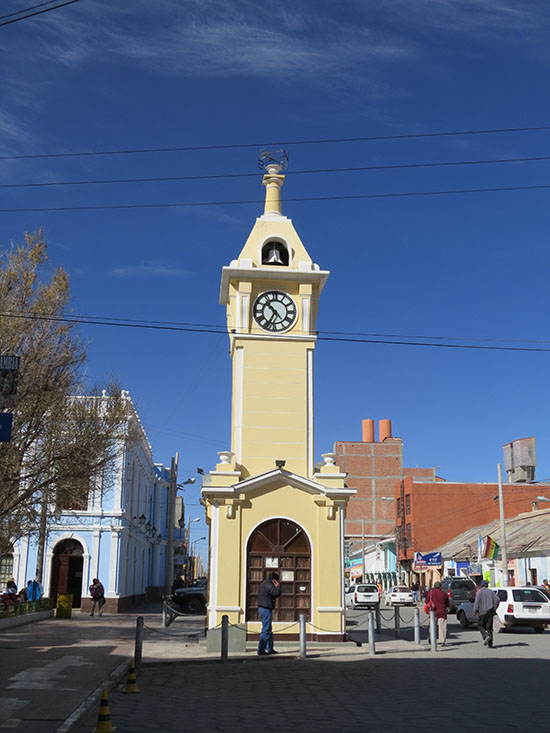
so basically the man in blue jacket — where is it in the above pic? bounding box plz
[257,572,281,656]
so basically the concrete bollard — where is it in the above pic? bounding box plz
[414,607,421,645]
[394,606,401,639]
[429,610,437,652]
[134,616,144,669]
[221,614,229,663]
[367,611,376,655]
[375,604,381,634]
[299,613,307,659]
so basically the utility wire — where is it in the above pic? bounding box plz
[4,154,550,190]
[0,1,60,21]
[2,311,550,353]
[9,309,550,346]
[0,0,81,27]
[4,183,550,213]
[1,124,550,160]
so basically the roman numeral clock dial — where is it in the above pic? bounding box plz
[253,290,297,333]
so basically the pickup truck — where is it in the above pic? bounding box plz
[169,584,207,614]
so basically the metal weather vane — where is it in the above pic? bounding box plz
[258,149,289,171]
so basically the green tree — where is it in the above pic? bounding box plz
[0,230,128,570]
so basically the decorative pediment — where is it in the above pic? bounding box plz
[202,467,355,500]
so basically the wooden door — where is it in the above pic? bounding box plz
[246,519,311,622]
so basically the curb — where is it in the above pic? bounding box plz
[56,659,130,733]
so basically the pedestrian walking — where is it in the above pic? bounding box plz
[473,580,500,648]
[257,572,281,656]
[411,581,419,603]
[89,578,105,617]
[426,581,450,645]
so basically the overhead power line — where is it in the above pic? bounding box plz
[4,183,550,213]
[4,154,550,190]
[9,310,550,347]
[0,0,81,27]
[0,1,60,21]
[2,311,550,353]
[1,124,550,160]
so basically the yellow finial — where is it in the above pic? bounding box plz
[258,150,288,215]
[262,164,285,215]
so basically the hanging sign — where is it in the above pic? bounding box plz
[414,552,442,570]
[0,355,20,410]
[0,413,13,442]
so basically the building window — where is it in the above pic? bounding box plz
[405,523,412,544]
[405,494,411,515]
[0,553,14,587]
[397,497,402,516]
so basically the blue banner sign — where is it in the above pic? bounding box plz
[414,551,442,570]
[0,413,13,442]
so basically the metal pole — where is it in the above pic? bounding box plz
[394,606,401,639]
[429,610,437,652]
[221,614,228,663]
[414,607,420,645]
[361,519,366,583]
[375,604,381,634]
[299,613,307,659]
[164,453,178,596]
[497,463,509,586]
[367,611,376,655]
[134,616,144,668]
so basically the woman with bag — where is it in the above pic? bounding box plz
[89,578,105,617]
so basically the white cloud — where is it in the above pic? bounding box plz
[109,261,191,278]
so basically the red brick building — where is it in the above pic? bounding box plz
[334,418,436,544]
[395,474,550,569]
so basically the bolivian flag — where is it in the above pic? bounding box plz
[484,535,500,560]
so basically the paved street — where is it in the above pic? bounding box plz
[2,607,549,731]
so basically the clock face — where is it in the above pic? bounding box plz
[253,290,297,333]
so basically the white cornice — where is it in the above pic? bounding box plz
[220,266,330,304]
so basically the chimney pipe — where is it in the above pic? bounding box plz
[379,419,392,442]
[362,419,375,443]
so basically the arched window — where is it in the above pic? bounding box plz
[246,518,310,622]
[261,241,289,267]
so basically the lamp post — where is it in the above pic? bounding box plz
[190,537,206,584]
[164,453,179,596]
[497,463,509,586]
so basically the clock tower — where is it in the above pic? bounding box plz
[202,156,355,648]
[219,159,328,479]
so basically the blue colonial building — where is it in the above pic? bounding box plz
[10,391,185,612]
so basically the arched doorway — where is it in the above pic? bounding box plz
[50,539,84,607]
[246,519,311,622]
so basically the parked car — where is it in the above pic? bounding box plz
[457,586,550,633]
[441,577,476,613]
[385,586,414,606]
[345,583,380,609]
[169,585,207,614]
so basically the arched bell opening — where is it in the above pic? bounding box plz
[246,518,311,622]
[50,538,84,607]
[261,240,289,267]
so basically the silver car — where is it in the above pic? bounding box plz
[385,585,414,606]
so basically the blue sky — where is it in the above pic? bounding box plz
[3,1,550,554]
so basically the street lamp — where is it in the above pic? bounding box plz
[191,537,206,555]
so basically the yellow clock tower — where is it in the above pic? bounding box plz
[202,156,355,649]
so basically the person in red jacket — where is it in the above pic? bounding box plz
[426,581,450,645]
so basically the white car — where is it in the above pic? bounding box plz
[345,583,380,609]
[457,586,550,633]
[385,585,414,606]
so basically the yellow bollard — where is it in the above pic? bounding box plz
[92,688,116,733]
[122,659,140,694]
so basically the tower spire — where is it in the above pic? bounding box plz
[258,149,288,215]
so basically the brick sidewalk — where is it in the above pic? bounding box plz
[75,632,549,733]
